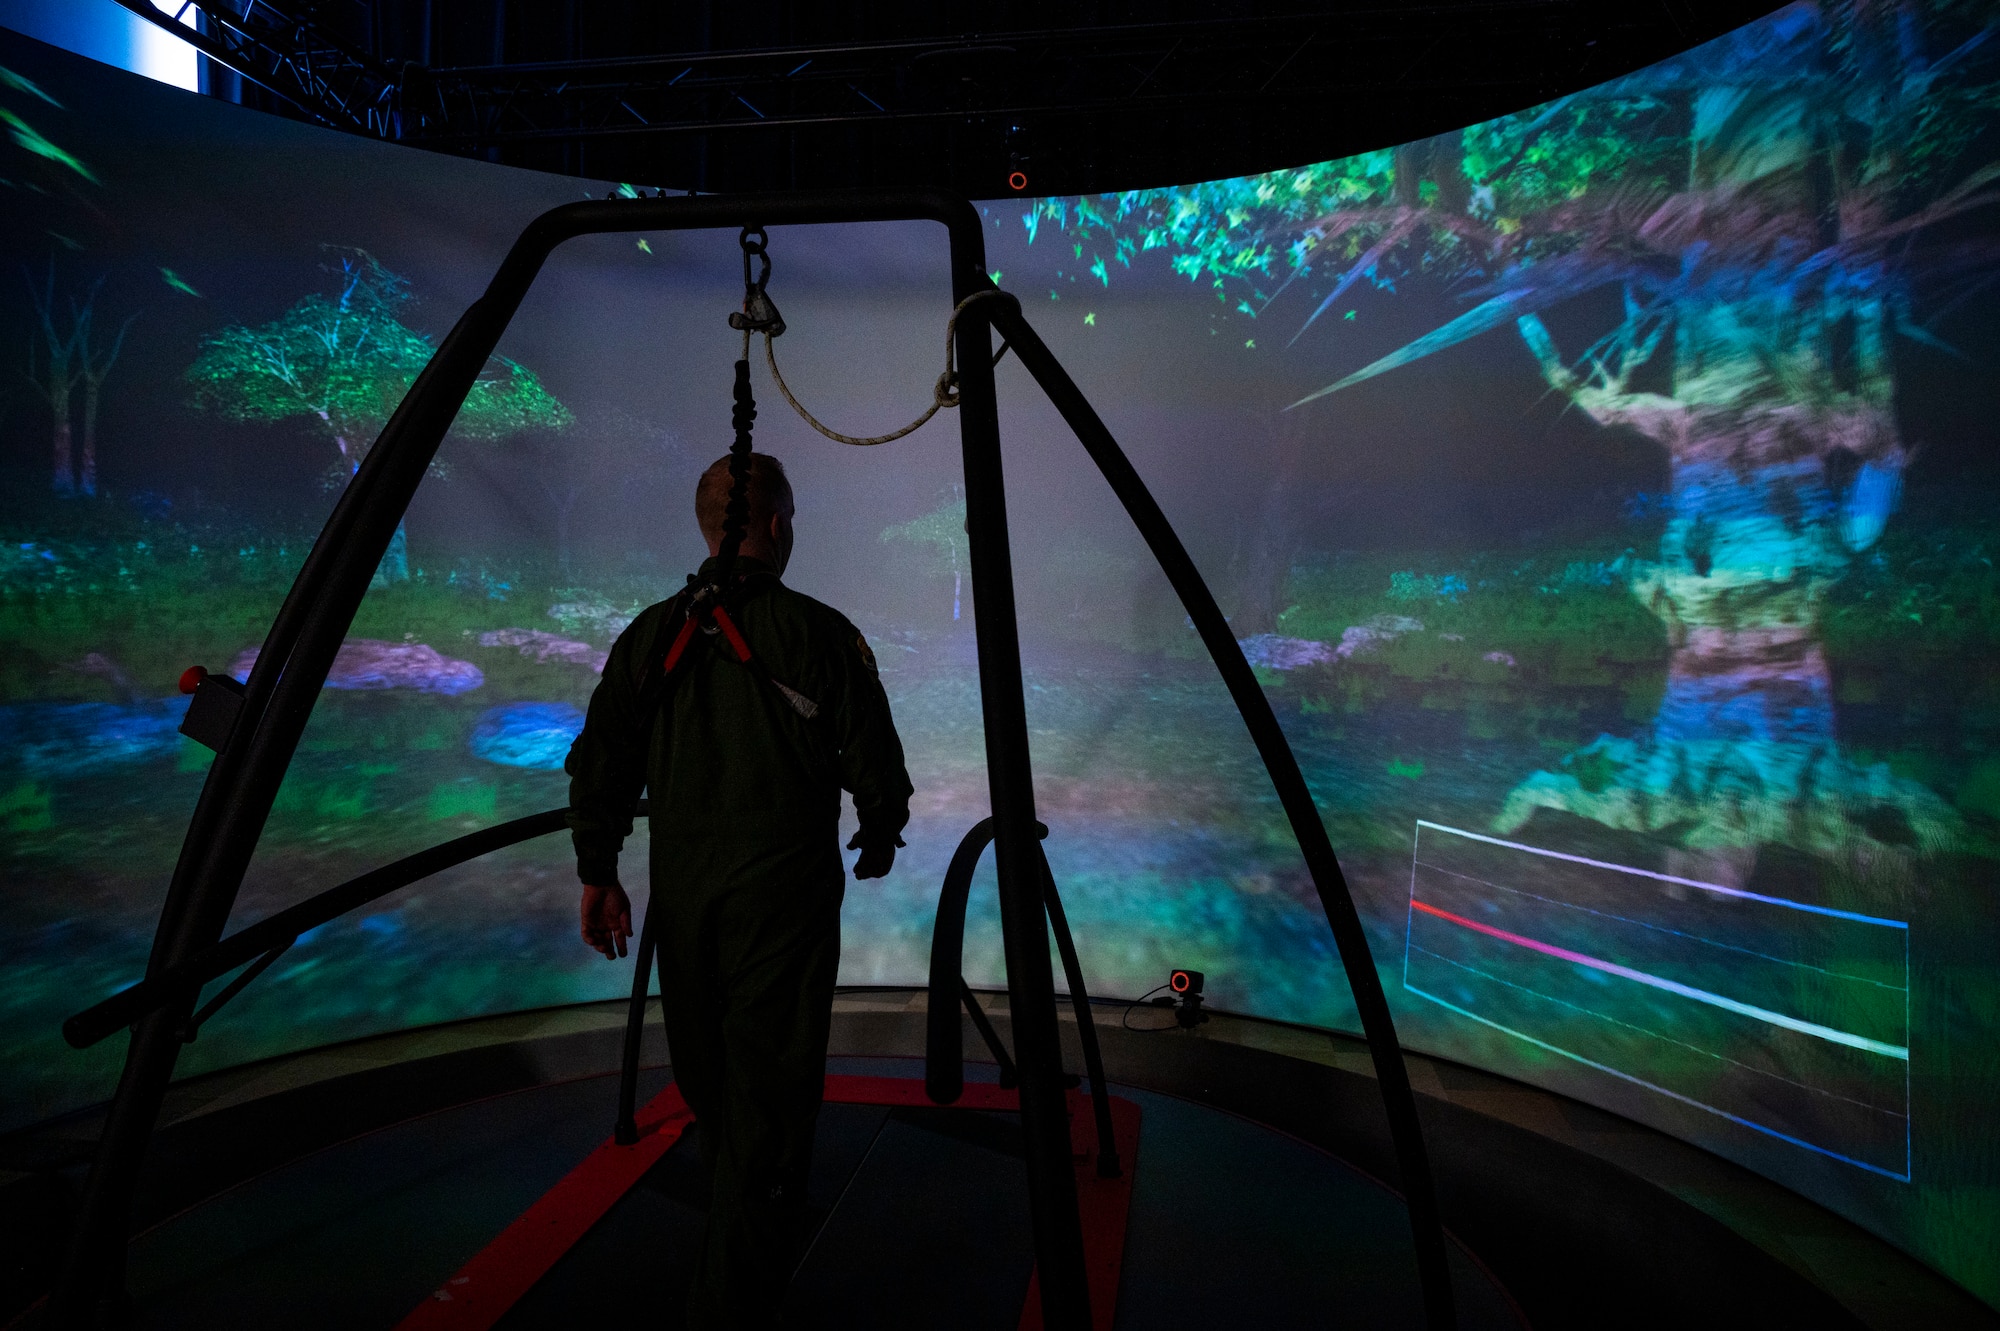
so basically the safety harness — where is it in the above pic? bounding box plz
[650,227,820,723]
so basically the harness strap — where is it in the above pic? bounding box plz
[709,604,754,664]
[659,585,821,722]
[660,613,700,676]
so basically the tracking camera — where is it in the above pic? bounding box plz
[1169,969,1207,1029]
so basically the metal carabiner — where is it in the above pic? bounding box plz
[739,226,771,294]
[729,225,784,337]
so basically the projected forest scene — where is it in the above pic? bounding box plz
[1,1,1996,1307]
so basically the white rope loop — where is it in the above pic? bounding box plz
[761,289,1014,447]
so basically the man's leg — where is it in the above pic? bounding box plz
[685,877,842,1330]
[657,893,725,1131]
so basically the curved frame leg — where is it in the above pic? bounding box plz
[925,819,1120,1178]
[988,292,1455,1329]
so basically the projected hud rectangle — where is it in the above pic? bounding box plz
[1403,822,1910,1180]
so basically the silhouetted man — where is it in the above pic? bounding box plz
[566,452,912,1327]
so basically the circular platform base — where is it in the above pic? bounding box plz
[112,1055,1521,1329]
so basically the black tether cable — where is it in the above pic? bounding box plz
[719,355,756,577]
[614,895,662,1145]
[717,225,774,585]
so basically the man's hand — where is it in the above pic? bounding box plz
[847,832,899,881]
[581,881,632,959]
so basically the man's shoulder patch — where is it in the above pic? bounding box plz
[855,632,878,673]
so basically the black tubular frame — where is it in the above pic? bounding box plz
[61,806,602,1051]
[922,818,1121,1179]
[48,190,1451,1330]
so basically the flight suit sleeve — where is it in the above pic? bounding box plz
[564,609,660,884]
[827,619,913,848]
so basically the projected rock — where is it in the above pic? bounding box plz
[1236,634,1333,671]
[1334,615,1423,661]
[547,600,636,640]
[0,698,190,774]
[478,629,607,673]
[469,702,585,771]
[229,640,484,695]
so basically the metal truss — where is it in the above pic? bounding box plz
[398,6,1586,150]
[108,0,400,136]
[107,0,1776,192]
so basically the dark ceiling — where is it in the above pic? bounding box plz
[120,0,1783,197]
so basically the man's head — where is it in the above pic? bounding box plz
[696,452,795,571]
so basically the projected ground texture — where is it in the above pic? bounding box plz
[1,1,1996,1306]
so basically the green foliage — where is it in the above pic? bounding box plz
[1823,522,2000,664]
[185,248,571,486]
[0,523,303,700]
[455,358,575,440]
[0,498,660,705]
[427,780,499,823]
[0,105,93,182]
[1561,744,1624,794]
[1272,548,1671,750]
[1014,0,2000,331]
[0,781,51,833]
[1020,155,1396,300]
[1462,95,1676,221]
[879,490,967,570]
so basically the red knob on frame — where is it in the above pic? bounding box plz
[178,666,208,695]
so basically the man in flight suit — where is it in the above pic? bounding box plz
[566,452,913,1327]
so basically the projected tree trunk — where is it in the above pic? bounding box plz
[1482,71,1974,860]
[76,287,136,499]
[1494,281,1956,858]
[26,265,82,497]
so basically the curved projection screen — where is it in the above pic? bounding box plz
[3,2,1997,1307]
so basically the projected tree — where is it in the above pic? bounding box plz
[186,247,571,581]
[22,271,136,498]
[74,282,136,499]
[882,487,968,621]
[7,67,135,499]
[24,265,81,497]
[510,407,686,575]
[1027,1,1996,860]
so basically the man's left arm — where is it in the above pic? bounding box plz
[826,621,913,880]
